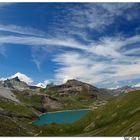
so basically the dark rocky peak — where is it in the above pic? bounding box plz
[65,79,95,87]
[11,76,21,82]
[65,79,84,86]
[2,77,29,90]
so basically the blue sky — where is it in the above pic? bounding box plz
[0,3,140,88]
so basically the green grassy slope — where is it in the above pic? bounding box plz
[0,96,39,136]
[0,98,37,117]
[38,90,140,136]
[0,115,32,136]
[0,90,139,136]
[13,90,43,108]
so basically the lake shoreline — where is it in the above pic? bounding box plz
[39,108,92,116]
[48,108,91,114]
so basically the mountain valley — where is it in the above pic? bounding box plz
[0,77,140,136]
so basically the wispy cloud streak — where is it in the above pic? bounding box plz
[0,24,46,37]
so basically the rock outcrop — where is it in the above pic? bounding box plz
[1,77,29,91]
[0,87,19,102]
[46,79,112,100]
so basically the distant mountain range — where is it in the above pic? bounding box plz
[0,76,140,95]
[111,85,140,96]
[1,76,140,112]
[0,76,140,111]
[0,77,112,101]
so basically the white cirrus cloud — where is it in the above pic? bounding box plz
[0,24,46,37]
[53,3,138,32]
[0,34,140,58]
[0,46,6,56]
[51,34,140,87]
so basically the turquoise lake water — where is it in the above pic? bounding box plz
[33,109,90,125]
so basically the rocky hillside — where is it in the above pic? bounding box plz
[0,78,117,113]
[1,78,136,113]
[45,79,113,100]
[0,87,19,102]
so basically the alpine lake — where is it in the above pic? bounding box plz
[33,109,90,125]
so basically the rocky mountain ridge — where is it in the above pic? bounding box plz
[111,85,140,96]
[45,79,113,101]
[0,77,40,91]
[0,77,139,109]
[0,78,114,114]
